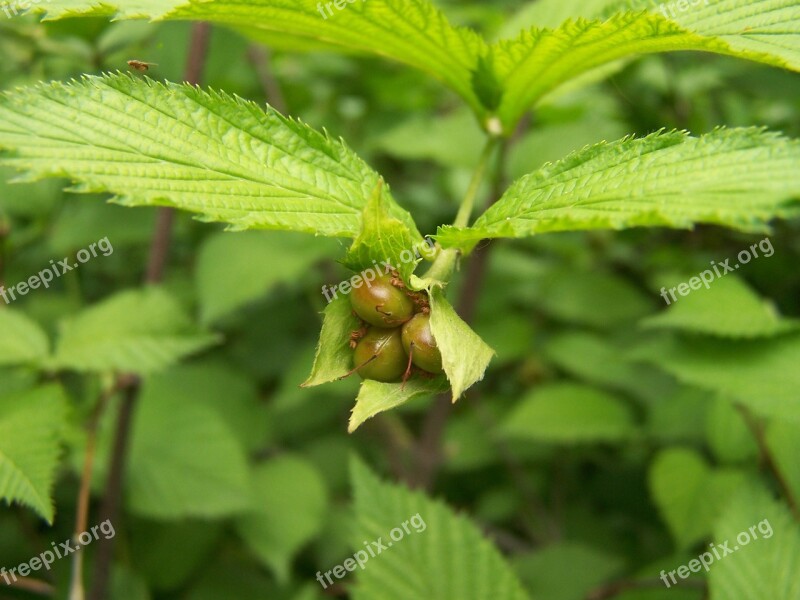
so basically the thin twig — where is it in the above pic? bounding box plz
[737,404,800,520]
[2,576,55,596]
[68,382,119,600]
[86,378,139,600]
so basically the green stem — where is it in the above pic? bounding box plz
[423,138,498,283]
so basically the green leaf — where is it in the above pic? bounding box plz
[705,396,759,464]
[649,447,746,549]
[343,180,429,282]
[765,421,800,508]
[631,332,800,422]
[235,456,328,583]
[196,231,335,324]
[710,482,800,600]
[534,269,654,328]
[438,129,800,250]
[0,73,418,238]
[127,379,251,519]
[430,287,495,401]
[303,294,360,387]
[348,378,447,433]
[501,382,637,444]
[511,542,623,600]
[372,109,487,169]
[545,331,668,399]
[143,361,269,453]
[609,0,800,69]
[174,0,488,118]
[129,520,224,592]
[643,275,799,338]
[490,2,800,130]
[350,458,530,600]
[0,309,49,367]
[29,0,488,121]
[52,287,217,374]
[30,0,183,19]
[0,385,67,524]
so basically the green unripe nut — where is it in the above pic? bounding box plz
[350,272,414,328]
[401,313,443,374]
[353,327,408,382]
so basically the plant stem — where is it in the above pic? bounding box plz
[738,404,800,520]
[422,137,498,284]
[68,383,117,600]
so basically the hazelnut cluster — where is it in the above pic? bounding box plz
[348,271,442,383]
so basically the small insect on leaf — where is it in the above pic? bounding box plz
[127,60,157,72]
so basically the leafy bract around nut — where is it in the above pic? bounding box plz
[349,378,448,433]
[303,295,360,388]
[342,180,426,283]
[429,287,495,402]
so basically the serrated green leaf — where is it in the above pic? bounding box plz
[0,73,419,238]
[501,382,637,444]
[348,377,447,433]
[0,385,67,524]
[175,0,488,118]
[127,380,251,519]
[649,447,747,549]
[438,129,800,250]
[343,180,428,282]
[429,287,495,401]
[52,287,217,374]
[490,2,800,130]
[710,483,800,600]
[609,0,800,69]
[196,231,335,324]
[630,332,800,422]
[0,309,49,367]
[28,0,488,120]
[303,294,360,387]
[350,458,530,600]
[235,456,328,583]
[643,275,799,338]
